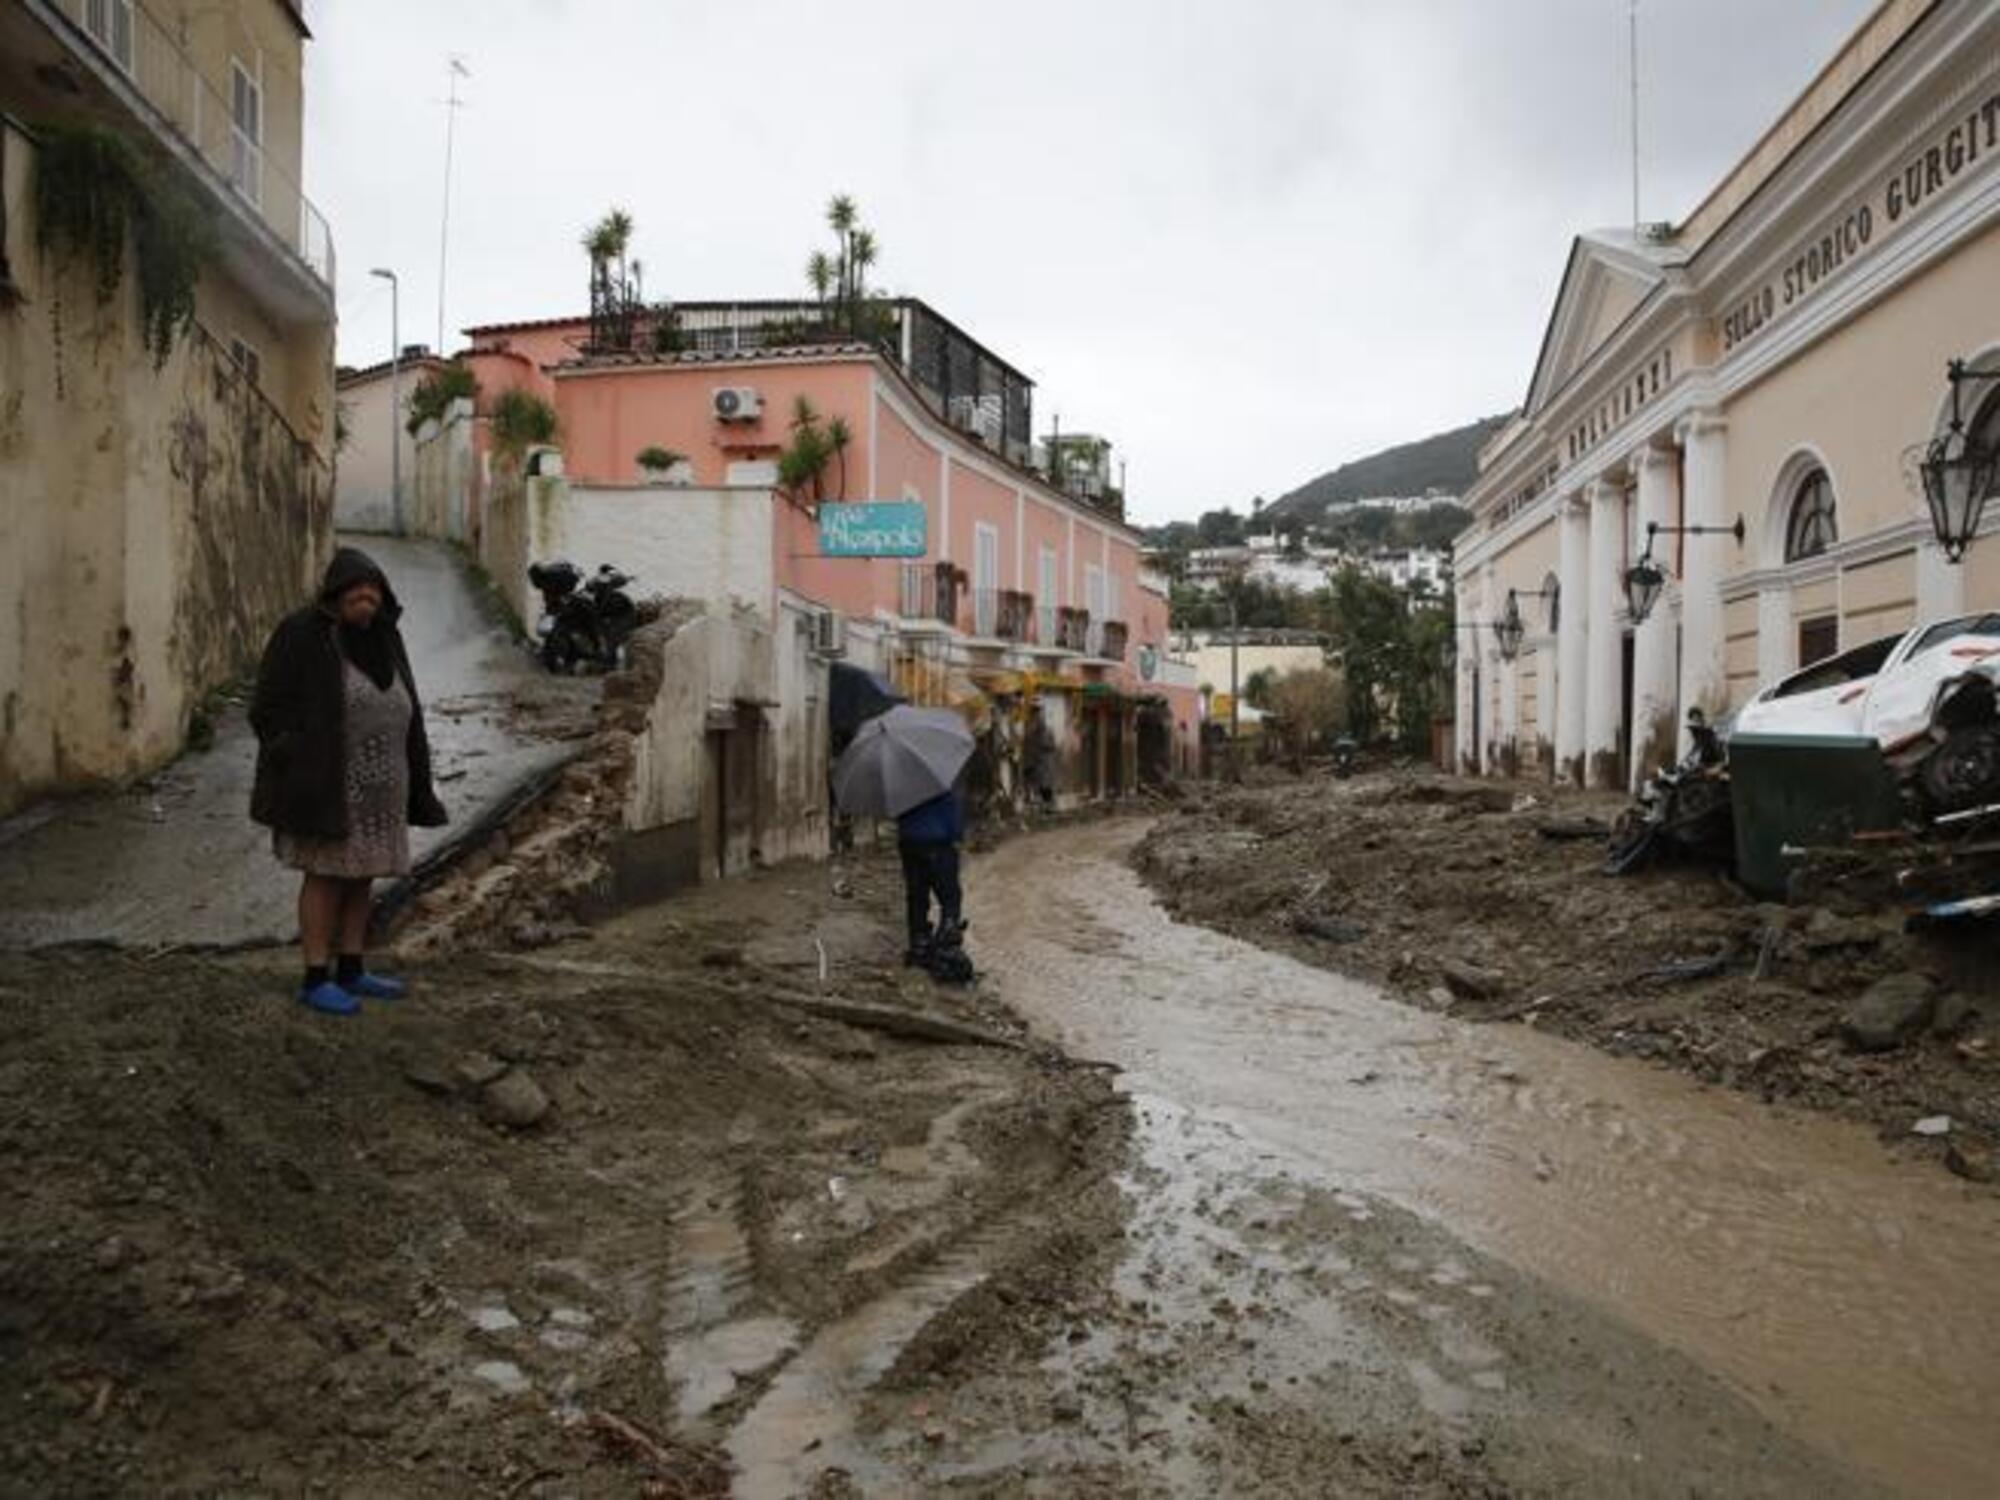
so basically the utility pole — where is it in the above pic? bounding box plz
[435,56,470,356]
[370,267,402,535]
[1229,591,1240,744]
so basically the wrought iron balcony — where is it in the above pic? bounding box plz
[898,561,962,629]
[971,587,1033,641]
[1056,606,1090,655]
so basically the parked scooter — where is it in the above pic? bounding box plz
[527,559,640,673]
[1332,736,1358,779]
[1605,708,1734,875]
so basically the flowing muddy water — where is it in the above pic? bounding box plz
[970,821,2000,1497]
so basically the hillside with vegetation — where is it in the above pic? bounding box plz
[1264,413,1509,525]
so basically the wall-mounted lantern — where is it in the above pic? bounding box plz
[1622,517,1745,625]
[1918,359,2000,563]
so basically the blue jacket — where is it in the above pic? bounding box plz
[897,790,963,846]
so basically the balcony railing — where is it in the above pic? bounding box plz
[970,587,1034,641]
[49,0,334,290]
[1056,606,1090,654]
[898,561,961,629]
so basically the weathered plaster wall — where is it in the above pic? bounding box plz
[617,605,828,894]
[0,119,330,814]
[334,359,439,533]
[552,484,777,617]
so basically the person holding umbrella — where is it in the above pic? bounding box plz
[831,704,976,977]
[895,786,964,967]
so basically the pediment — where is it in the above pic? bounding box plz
[1524,235,1668,416]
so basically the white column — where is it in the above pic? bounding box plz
[1676,410,1733,749]
[1629,446,1680,789]
[1584,478,1625,788]
[1456,568,1488,776]
[1554,493,1590,784]
[1915,534,1965,622]
[1489,566,1517,774]
[1756,585,1790,686]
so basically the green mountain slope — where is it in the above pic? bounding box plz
[1266,414,1509,525]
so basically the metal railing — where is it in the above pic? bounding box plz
[1056,607,1090,654]
[897,561,960,628]
[970,587,1033,641]
[51,0,334,290]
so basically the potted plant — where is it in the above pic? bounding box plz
[636,444,688,485]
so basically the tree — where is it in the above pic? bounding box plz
[776,394,849,504]
[1243,667,1277,709]
[806,250,836,315]
[584,207,647,352]
[1268,668,1347,765]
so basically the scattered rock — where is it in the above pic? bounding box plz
[1911,1115,1952,1137]
[1802,908,1879,953]
[1440,961,1505,1003]
[1930,991,1975,1039]
[1945,1137,1995,1183]
[400,1059,454,1096]
[1292,913,1367,944]
[452,1052,509,1091]
[479,1070,551,1130]
[1841,974,1937,1053]
[93,1237,130,1273]
[1051,1394,1084,1423]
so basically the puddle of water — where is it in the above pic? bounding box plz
[661,1176,800,1425]
[471,1360,529,1395]
[726,1224,1017,1498]
[970,823,2000,1498]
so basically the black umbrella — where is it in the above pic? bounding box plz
[829,662,903,736]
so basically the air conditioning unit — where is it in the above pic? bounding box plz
[810,610,846,657]
[712,386,763,422]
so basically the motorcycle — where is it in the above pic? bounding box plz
[1331,736,1358,780]
[1604,707,1735,875]
[527,559,640,674]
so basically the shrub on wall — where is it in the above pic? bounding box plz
[491,389,558,464]
[404,363,479,435]
[636,444,686,477]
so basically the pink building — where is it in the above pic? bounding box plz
[460,299,1202,792]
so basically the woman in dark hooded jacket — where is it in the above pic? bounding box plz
[251,548,448,1014]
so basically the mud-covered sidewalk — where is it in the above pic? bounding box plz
[0,854,1122,1497]
[1136,770,2000,1174]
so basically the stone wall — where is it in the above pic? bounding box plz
[0,120,331,813]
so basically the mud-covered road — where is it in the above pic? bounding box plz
[972,820,2000,1498]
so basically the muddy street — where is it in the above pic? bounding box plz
[971,820,2000,1498]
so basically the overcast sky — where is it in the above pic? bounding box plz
[307,0,1874,525]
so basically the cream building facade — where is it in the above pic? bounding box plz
[0,0,334,814]
[1456,0,2000,789]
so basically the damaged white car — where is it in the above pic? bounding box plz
[1731,611,2000,815]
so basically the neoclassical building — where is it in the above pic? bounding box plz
[1456,0,2000,788]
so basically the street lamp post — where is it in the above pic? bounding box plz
[370,267,402,536]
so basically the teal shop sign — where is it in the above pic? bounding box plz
[818,501,928,557]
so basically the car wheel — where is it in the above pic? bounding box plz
[1920,724,2000,813]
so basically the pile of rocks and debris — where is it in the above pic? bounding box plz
[1136,771,1999,1179]
[0,853,1125,1496]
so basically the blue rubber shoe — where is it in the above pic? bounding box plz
[344,972,407,1001]
[299,980,361,1016]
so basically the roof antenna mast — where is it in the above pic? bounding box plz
[1628,0,1641,230]
[436,55,471,355]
